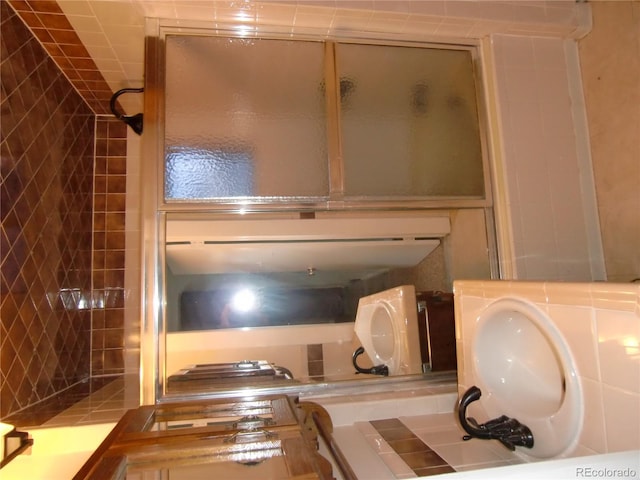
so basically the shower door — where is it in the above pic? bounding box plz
[141,19,497,404]
[161,33,489,206]
[164,35,329,202]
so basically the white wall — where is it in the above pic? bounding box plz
[166,322,358,379]
[579,1,640,283]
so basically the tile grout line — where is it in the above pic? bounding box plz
[370,418,455,477]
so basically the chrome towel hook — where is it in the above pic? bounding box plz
[110,87,144,135]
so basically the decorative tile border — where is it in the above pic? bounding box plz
[370,418,455,477]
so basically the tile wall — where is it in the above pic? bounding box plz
[490,35,603,281]
[54,0,587,122]
[6,0,115,115]
[1,2,128,420]
[91,118,128,376]
[1,1,94,417]
[454,280,640,456]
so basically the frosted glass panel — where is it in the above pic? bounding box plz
[164,36,328,201]
[338,44,485,198]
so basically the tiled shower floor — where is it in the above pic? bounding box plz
[3,375,139,429]
[39,375,139,427]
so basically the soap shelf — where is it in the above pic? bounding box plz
[0,430,33,469]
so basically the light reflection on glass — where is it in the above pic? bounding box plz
[231,288,259,313]
[622,336,639,357]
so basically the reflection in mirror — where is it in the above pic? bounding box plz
[162,213,482,395]
[174,281,354,331]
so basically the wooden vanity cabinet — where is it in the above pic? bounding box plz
[74,395,334,480]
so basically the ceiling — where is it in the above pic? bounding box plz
[9,1,586,119]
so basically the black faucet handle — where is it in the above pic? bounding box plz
[457,386,534,451]
[352,346,389,376]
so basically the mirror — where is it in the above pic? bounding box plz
[162,210,491,396]
[165,214,448,333]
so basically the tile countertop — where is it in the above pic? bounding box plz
[1,420,638,480]
[312,387,640,480]
[1,423,116,480]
